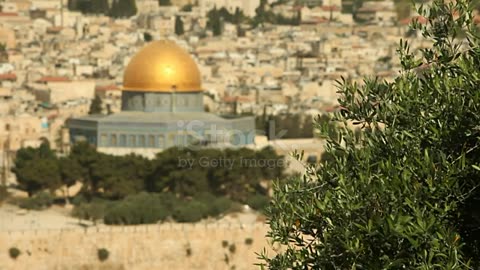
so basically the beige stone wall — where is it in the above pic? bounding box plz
[0,223,275,270]
[0,27,16,49]
[49,81,96,104]
[98,147,160,159]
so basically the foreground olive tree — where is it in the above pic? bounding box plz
[261,0,480,268]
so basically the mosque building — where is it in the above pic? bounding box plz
[67,40,255,157]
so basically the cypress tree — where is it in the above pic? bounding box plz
[233,7,242,24]
[98,0,110,14]
[77,0,91,13]
[67,0,78,10]
[117,0,127,17]
[125,0,137,17]
[91,0,109,14]
[109,0,119,18]
[207,8,223,36]
[158,0,171,6]
[175,16,185,36]
[88,95,103,115]
[109,0,137,18]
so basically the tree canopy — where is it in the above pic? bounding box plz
[109,0,137,18]
[68,0,109,15]
[12,142,61,197]
[67,0,138,18]
[262,0,480,268]
[158,0,171,6]
[13,141,285,205]
[252,0,300,27]
[207,7,224,36]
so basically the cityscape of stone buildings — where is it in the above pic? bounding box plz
[0,0,477,183]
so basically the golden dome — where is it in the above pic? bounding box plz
[123,40,202,92]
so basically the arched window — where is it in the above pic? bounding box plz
[111,134,117,146]
[158,135,165,148]
[100,134,108,146]
[148,135,155,147]
[139,135,146,147]
[119,135,126,147]
[129,135,136,147]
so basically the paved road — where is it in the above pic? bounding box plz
[0,203,263,232]
[0,204,93,231]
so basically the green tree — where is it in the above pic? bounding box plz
[88,95,102,115]
[69,142,101,197]
[69,143,150,200]
[253,0,277,27]
[144,32,153,42]
[94,154,150,200]
[261,0,480,268]
[91,0,109,14]
[12,142,61,197]
[175,16,185,36]
[181,3,193,11]
[68,0,109,14]
[207,8,223,36]
[109,0,119,17]
[59,157,83,202]
[146,147,284,201]
[103,193,170,225]
[126,0,138,17]
[109,0,137,18]
[0,43,8,63]
[233,7,243,24]
[158,0,171,6]
[236,24,246,37]
[68,0,77,10]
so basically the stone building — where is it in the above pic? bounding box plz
[68,40,255,158]
[31,77,95,104]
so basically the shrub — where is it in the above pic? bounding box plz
[208,197,233,216]
[70,194,88,206]
[195,193,233,217]
[72,202,107,223]
[173,200,209,223]
[97,248,109,262]
[222,240,229,248]
[224,253,230,264]
[244,238,253,245]
[103,202,131,225]
[18,192,54,210]
[9,247,20,259]
[246,194,270,212]
[104,193,169,225]
[157,192,180,208]
[228,244,236,254]
[228,202,244,213]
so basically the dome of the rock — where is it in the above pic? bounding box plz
[123,40,202,92]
